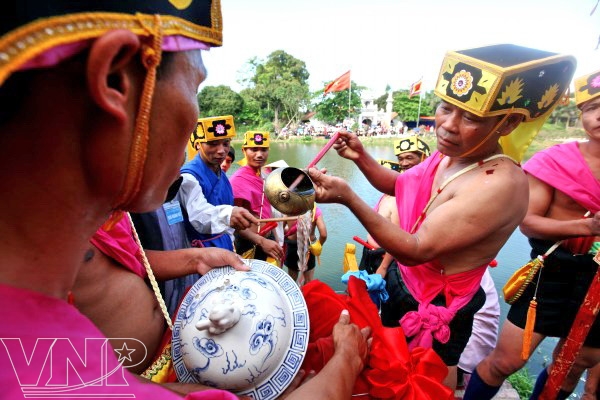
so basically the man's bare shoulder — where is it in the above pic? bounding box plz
[377,195,396,219]
[452,158,528,218]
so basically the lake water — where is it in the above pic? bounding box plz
[230,139,581,393]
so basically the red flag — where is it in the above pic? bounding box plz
[324,70,351,93]
[409,78,422,98]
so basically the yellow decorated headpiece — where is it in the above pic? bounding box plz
[242,131,270,148]
[192,115,235,144]
[186,115,235,161]
[434,44,576,161]
[394,136,430,157]
[575,69,600,108]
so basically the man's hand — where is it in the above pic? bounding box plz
[333,131,365,161]
[277,369,316,399]
[258,238,285,261]
[591,211,600,236]
[185,247,249,275]
[230,207,258,230]
[307,167,355,205]
[332,310,371,373]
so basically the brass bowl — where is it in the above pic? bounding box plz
[264,167,315,216]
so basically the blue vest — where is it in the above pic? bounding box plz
[180,155,234,250]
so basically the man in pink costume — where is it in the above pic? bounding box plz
[308,44,576,389]
[467,68,600,400]
[0,1,368,399]
[230,131,284,262]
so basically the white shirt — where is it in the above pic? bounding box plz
[179,173,235,242]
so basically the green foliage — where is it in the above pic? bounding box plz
[197,85,244,117]
[548,96,580,128]
[313,82,363,124]
[507,368,535,399]
[239,50,311,132]
[237,88,270,129]
[392,90,435,122]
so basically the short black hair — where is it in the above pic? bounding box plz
[228,147,235,162]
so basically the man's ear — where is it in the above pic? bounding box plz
[499,114,525,137]
[86,30,141,122]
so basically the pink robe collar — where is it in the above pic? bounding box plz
[90,214,146,279]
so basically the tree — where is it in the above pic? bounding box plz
[240,50,311,132]
[548,95,579,128]
[197,85,244,118]
[237,88,273,130]
[313,82,363,124]
[391,90,434,122]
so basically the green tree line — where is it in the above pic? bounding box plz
[197,49,582,135]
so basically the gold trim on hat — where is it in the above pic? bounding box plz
[435,50,576,121]
[0,11,222,87]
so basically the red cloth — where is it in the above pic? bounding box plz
[90,214,146,278]
[394,152,486,350]
[324,70,351,93]
[301,277,453,400]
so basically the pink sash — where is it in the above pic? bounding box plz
[524,141,600,213]
[90,215,146,278]
[394,152,486,349]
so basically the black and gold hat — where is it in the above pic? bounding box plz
[434,44,576,161]
[575,69,600,108]
[0,0,222,87]
[191,115,235,144]
[394,136,431,157]
[242,131,270,148]
[187,115,235,161]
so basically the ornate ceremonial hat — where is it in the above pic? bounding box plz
[434,44,576,161]
[242,131,270,148]
[0,1,223,211]
[394,136,431,157]
[0,0,223,87]
[191,116,235,144]
[575,69,600,107]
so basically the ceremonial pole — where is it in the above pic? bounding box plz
[416,91,422,130]
[540,254,600,399]
[348,70,352,119]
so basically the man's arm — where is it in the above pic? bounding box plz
[519,174,600,240]
[146,248,248,281]
[179,174,234,234]
[333,131,399,196]
[284,311,370,400]
[180,174,255,232]
[309,162,527,267]
[236,227,285,261]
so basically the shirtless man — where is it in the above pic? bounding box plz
[73,214,246,375]
[308,44,576,389]
[465,68,600,400]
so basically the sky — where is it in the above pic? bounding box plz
[200,0,600,97]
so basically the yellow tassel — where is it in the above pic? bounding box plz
[343,243,358,273]
[241,246,256,259]
[521,299,537,360]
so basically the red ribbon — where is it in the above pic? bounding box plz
[301,277,453,399]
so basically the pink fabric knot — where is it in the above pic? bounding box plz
[400,303,453,350]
